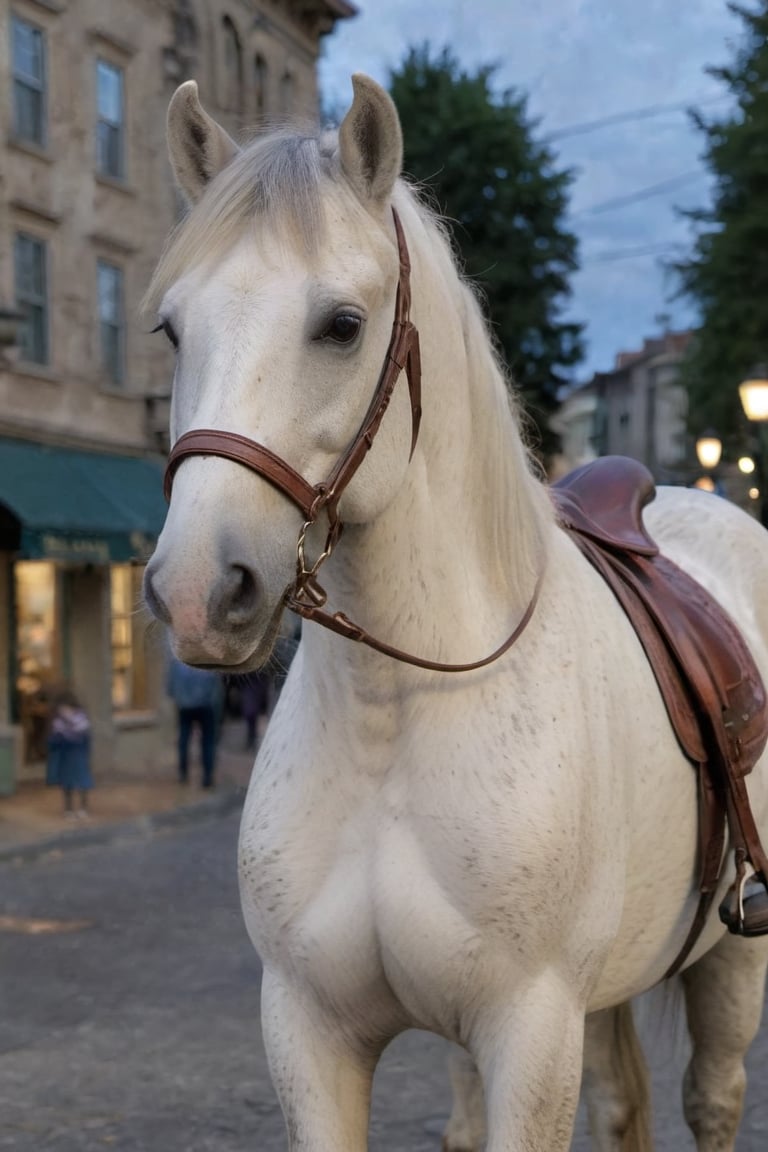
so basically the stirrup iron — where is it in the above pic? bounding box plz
[718,856,768,937]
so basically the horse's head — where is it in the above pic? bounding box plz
[144,76,419,668]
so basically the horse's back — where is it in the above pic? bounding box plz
[646,487,768,660]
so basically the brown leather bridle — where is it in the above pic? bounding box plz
[164,208,543,671]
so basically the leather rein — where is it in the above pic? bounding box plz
[164,208,543,672]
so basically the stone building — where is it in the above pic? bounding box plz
[0,0,354,789]
[551,330,694,484]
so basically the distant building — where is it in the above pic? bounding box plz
[552,330,694,484]
[0,0,354,787]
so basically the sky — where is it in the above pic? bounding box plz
[317,0,744,382]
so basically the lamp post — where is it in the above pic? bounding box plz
[694,429,722,492]
[739,366,768,527]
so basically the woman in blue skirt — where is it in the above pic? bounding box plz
[46,686,93,819]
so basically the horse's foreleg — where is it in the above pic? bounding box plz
[443,1045,486,1152]
[582,1003,653,1152]
[475,976,585,1152]
[681,932,768,1152]
[260,968,376,1151]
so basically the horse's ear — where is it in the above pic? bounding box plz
[167,81,240,205]
[338,74,403,206]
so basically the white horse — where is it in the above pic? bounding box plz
[143,75,768,1151]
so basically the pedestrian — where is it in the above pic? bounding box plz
[271,616,301,699]
[167,655,224,789]
[46,685,93,819]
[236,672,271,752]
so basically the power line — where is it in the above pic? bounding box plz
[572,170,703,219]
[581,241,679,265]
[543,93,728,142]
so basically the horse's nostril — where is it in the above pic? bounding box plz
[229,565,259,616]
[143,565,172,625]
[210,563,261,628]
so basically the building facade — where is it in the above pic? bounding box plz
[0,0,354,788]
[590,331,693,484]
[551,331,694,483]
[551,329,760,517]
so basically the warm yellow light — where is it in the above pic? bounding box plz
[749,487,760,500]
[738,455,756,474]
[739,375,768,421]
[695,435,722,470]
[694,475,716,492]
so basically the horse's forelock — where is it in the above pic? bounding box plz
[144,127,342,315]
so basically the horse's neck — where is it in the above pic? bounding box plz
[307,235,551,679]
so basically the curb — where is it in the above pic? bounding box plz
[0,787,245,865]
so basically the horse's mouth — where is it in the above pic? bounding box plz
[169,593,288,673]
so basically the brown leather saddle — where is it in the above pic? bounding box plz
[552,456,768,977]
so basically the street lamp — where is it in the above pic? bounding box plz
[739,365,768,422]
[695,430,723,471]
[694,429,722,493]
[739,366,768,527]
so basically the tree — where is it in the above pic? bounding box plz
[676,1,768,444]
[388,46,582,451]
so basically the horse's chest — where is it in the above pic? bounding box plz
[238,729,575,1035]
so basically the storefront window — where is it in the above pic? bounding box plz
[111,565,148,711]
[15,561,58,761]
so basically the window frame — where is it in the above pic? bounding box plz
[95,57,126,180]
[254,53,268,119]
[110,565,148,712]
[97,258,125,386]
[222,16,243,113]
[280,70,294,116]
[14,232,49,366]
[11,13,47,148]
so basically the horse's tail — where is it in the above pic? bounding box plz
[611,1001,653,1152]
[584,1000,654,1152]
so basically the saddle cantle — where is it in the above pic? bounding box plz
[552,457,768,976]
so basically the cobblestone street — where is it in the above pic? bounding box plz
[1,810,766,1150]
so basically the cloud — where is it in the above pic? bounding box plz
[319,0,740,376]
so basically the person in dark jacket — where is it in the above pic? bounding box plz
[167,656,224,788]
[46,686,93,819]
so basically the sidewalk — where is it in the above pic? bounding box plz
[0,718,257,863]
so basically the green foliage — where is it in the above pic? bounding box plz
[676,1,768,444]
[388,46,583,449]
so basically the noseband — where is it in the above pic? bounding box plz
[164,208,542,672]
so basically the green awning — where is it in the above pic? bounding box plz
[0,438,168,563]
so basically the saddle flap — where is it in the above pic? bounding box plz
[553,456,659,557]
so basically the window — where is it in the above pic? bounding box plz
[97,260,124,385]
[111,566,148,711]
[222,17,243,112]
[254,54,268,119]
[280,70,294,116]
[15,561,58,763]
[14,233,48,364]
[96,59,125,178]
[12,15,46,146]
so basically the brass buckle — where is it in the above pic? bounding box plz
[293,515,342,608]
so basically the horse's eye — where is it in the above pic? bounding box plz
[323,314,362,345]
[151,319,179,350]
